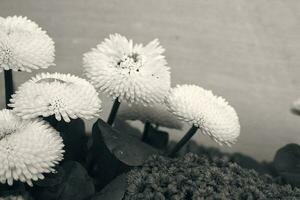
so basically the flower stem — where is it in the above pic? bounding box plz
[141,121,151,142]
[107,98,121,125]
[4,70,14,109]
[168,125,198,157]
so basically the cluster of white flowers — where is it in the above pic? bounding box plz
[0,14,242,190]
[165,85,240,145]
[0,16,107,189]
[83,33,170,106]
[0,16,55,72]
[0,109,64,186]
[9,72,102,122]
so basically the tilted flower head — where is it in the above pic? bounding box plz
[118,103,183,129]
[165,84,240,145]
[0,16,55,72]
[83,33,171,106]
[0,109,64,186]
[9,73,102,122]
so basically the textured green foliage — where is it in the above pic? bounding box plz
[124,153,300,200]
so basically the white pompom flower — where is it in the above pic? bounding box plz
[165,85,240,146]
[0,16,55,72]
[0,109,64,186]
[9,73,102,122]
[83,33,171,106]
[118,103,183,129]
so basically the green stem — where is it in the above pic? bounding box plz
[107,98,121,125]
[168,125,198,157]
[4,70,14,109]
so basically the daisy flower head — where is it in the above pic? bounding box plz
[83,33,171,106]
[9,73,102,122]
[0,16,55,72]
[118,103,183,129]
[165,84,240,146]
[0,109,64,186]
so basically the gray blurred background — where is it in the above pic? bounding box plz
[1,0,300,161]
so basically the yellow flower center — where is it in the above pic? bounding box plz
[0,47,13,65]
[117,53,143,74]
[49,98,65,113]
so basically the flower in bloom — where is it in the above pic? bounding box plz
[9,73,102,122]
[0,109,64,186]
[165,84,240,145]
[118,103,183,129]
[83,33,171,106]
[0,16,55,72]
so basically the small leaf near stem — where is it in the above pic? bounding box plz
[4,70,14,109]
[107,98,121,126]
[141,121,151,142]
[168,125,198,157]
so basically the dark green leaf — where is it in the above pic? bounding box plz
[87,121,128,191]
[29,161,95,200]
[114,119,142,139]
[91,174,127,200]
[97,119,159,166]
[0,182,25,197]
[34,166,64,187]
[291,108,300,116]
[274,143,300,187]
[44,117,88,164]
[87,119,159,191]
[142,124,169,150]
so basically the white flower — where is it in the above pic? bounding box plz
[0,16,55,72]
[0,109,64,186]
[118,103,183,129]
[83,33,170,106]
[9,73,102,122]
[165,85,240,146]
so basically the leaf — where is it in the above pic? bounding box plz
[291,108,300,116]
[34,166,65,187]
[44,116,88,164]
[29,161,95,200]
[114,119,169,150]
[0,182,25,197]
[273,143,300,187]
[142,124,169,150]
[87,121,128,191]
[114,119,142,139]
[91,174,127,200]
[97,119,159,166]
[231,153,270,175]
[87,119,159,191]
